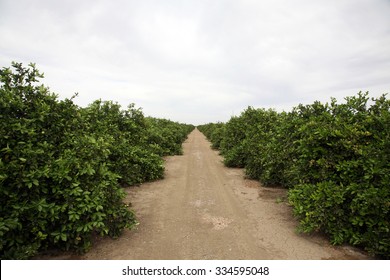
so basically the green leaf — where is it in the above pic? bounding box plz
[60,233,67,242]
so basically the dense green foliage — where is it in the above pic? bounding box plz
[197,122,225,150]
[0,62,194,259]
[146,117,194,156]
[198,92,390,258]
[82,101,164,186]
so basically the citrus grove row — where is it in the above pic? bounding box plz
[1,62,389,259]
[0,62,194,259]
[198,93,389,258]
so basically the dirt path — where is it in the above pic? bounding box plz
[79,129,367,260]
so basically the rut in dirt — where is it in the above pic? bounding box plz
[79,129,367,260]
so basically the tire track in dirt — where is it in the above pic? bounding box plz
[76,129,368,260]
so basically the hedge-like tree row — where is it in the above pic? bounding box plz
[0,62,194,259]
[198,92,389,258]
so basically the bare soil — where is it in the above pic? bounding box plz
[57,129,368,260]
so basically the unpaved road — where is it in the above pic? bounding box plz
[75,129,367,259]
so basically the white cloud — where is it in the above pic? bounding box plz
[1,0,389,125]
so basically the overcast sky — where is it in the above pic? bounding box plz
[1,0,389,125]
